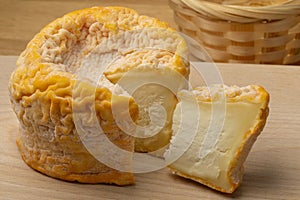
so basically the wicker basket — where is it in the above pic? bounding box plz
[169,0,300,64]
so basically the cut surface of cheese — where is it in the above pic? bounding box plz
[104,49,189,153]
[165,85,269,193]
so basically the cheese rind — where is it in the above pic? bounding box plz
[165,85,269,193]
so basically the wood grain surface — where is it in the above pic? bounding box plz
[0,0,176,55]
[1,56,300,199]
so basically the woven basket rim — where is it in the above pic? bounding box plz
[172,0,300,22]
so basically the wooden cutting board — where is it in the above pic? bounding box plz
[1,56,300,200]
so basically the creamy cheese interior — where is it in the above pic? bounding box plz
[111,66,188,153]
[165,88,266,192]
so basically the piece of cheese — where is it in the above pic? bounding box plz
[165,85,269,193]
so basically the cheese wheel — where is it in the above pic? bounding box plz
[8,7,188,185]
